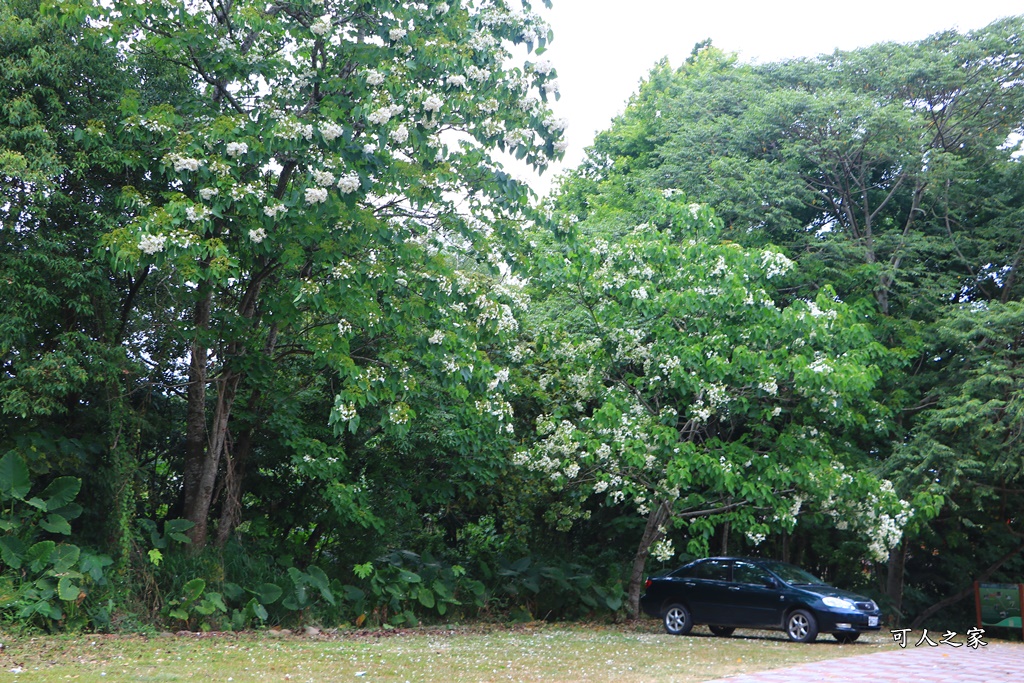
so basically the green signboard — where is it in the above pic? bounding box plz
[975,583,1023,636]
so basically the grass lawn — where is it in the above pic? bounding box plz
[0,622,903,682]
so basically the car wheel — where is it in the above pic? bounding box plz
[786,609,819,643]
[663,603,693,636]
[833,632,860,644]
[709,625,735,637]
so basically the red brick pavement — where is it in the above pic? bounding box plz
[701,642,1024,683]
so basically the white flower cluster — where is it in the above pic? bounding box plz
[365,69,385,86]
[466,65,490,81]
[185,204,210,222]
[337,319,352,335]
[532,59,554,75]
[391,124,409,144]
[310,14,331,36]
[248,227,267,243]
[335,402,357,422]
[446,74,467,88]
[275,117,314,141]
[311,169,334,186]
[428,329,444,345]
[368,103,404,125]
[487,368,510,391]
[225,141,248,157]
[165,153,202,173]
[305,187,329,204]
[320,122,344,141]
[389,27,407,41]
[138,233,167,255]
[762,251,794,279]
[263,203,288,218]
[199,187,218,201]
[336,173,360,194]
[650,538,675,562]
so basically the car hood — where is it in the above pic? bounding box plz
[794,585,872,603]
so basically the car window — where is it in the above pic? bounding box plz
[761,561,824,585]
[733,562,773,585]
[691,559,731,581]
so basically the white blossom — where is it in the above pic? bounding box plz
[263,204,288,218]
[532,59,554,75]
[422,94,443,112]
[310,14,331,36]
[138,233,167,255]
[248,227,267,243]
[199,187,219,201]
[225,141,248,158]
[365,69,385,86]
[305,187,329,204]
[446,74,468,89]
[389,27,407,41]
[311,169,334,187]
[391,124,409,144]
[428,330,445,345]
[320,122,344,141]
[336,173,360,194]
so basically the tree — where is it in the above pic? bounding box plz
[519,195,910,616]
[101,0,566,547]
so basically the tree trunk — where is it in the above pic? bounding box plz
[885,542,908,622]
[182,288,212,545]
[626,501,671,619]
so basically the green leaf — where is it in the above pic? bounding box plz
[182,578,206,603]
[57,576,81,601]
[0,536,26,569]
[0,452,31,500]
[39,513,72,535]
[417,586,435,609]
[50,544,80,572]
[148,548,163,566]
[39,477,81,510]
[25,540,56,572]
[256,582,283,605]
[247,597,268,621]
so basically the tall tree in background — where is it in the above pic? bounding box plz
[555,16,1024,620]
[103,0,565,547]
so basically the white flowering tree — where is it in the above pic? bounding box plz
[520,198,912,616]
[101,0,565,547]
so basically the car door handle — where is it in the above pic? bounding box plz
[728,586,741,591]
[683,582,695,587]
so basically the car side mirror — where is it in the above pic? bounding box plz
[763,577,780,589]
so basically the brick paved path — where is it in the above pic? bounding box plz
[701,642,1024,683]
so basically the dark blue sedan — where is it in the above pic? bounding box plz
[640,557,882,643]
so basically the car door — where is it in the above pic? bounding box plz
[684,559,734,623]
[724,561,785,626]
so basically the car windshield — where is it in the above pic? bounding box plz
[761,561,825,585]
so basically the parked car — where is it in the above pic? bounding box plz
[640,556,882,643]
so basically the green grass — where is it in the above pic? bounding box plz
[0,622,903,682]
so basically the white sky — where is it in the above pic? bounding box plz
[519,0,1024,194]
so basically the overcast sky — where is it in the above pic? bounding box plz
[520,0,1023,194]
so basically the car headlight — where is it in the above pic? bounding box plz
[822,596,855,610]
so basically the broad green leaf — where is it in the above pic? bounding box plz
[0,536,26,569]
[39,477,81,510]
[0,452,31,500]
[58,576,81,601]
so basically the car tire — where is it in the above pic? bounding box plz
[833,632,860,644]
[663,603,693,636]
[786,609,819,643]
[709,625,735,637]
